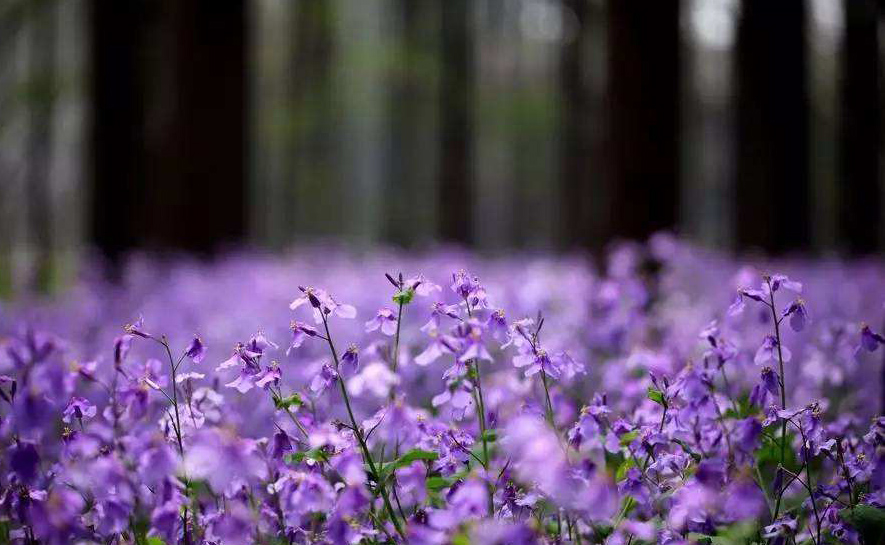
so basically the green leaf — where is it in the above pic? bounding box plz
[646,387,665,406]
[687,533,714,544]
[426,476,453,491]
[392,448,438,468]
[451,532,471,545]
[620,430,639,447]
[377,449,439,482]
[392,288,415,305]
[274,393,303,410]
[840,505,885,545]
[481,429,498,442]
[755,432,798,472]
[146,538,167,545]
[672,439,702,463]
[284,447,329,465]
[722,395,757,419]
[615,457,636,481]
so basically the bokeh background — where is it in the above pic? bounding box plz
[0,0,882,297]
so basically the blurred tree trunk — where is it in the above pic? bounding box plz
[386,0,439,247]
[606,0,680,243]
[91,0,247,261]
[840,0,880,254]
[560,0,607,251]
[25,0,57,292]
[438,0,474,244]
[287,0,336,241]
[90,0,146,266]
[148,0,247,253]
[736,0,810,253]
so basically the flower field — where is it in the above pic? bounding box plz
[1,235,884,544]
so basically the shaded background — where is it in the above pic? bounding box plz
[0,0,882,296]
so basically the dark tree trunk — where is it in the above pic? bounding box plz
[736,0,810,254]
[91,0,247,261]
[26,0,57,292]
[438,0,474,244]
[90,0,147,266]
[560,0,596,250]
[147,0,248,253]
[606,0,681,243]
[387,0,431,247]
[840,0,880,254]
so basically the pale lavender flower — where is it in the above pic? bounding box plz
[290,286,357,322]
[782,299,809,332]
[365,307,398,336]
[755,335,791,365]
[184,335,207,363]
[62,396,97,424]
[310,363,338,395]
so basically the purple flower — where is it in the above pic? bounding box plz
[432,387,475,420]
[763,517,797,542]
[184,335,207,363]
[755,335,791,365]
[281,472,336,517]
[769,274,802,293]
[406,273,442,296]
[422,301,461,332]
[123,316,152,338]
[254,364,282,389]
[62,396,97,424]
[290,286,356,322]
[513,349,560,379]
[271,429,293,459]
[225,369,257,394]
[113,334,132,364]
[782,299,809,332]
[341,344,359,374]
[723,479,766,521]
[217,342,262,372]
[860,324,885,352]
[486,309,508,342]
[365,307,398,336]
[346,362,399,398]
[451,269,479,299]
[429,479,489,529]
[750,367,780,407]
[10,442,40,484]
[415,332,457,366]
[470,520,538,545]
[287,320,320,354]
[183,428,264,493]
[310,363,338,395]
[206,502,254,544]
[456,322,493,363]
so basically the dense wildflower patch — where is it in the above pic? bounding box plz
[1,237,884,544]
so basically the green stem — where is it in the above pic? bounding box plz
[392,300,404,375]
[321,314,406,541]
[463,298,495,515]
[540,371,555,428]
[768,280,789,521]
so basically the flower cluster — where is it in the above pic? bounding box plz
[0,237,884,544]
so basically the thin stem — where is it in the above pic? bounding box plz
[320,313,406,541]
[270,387,310,439]
[540,371,555,428]
[391,299,404,375]
[779,465,821,545]
[719,366,738,414]
[157,337,186,456]
[767,279,789,522]
[463,296,495,516]
[836,438,856,507]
